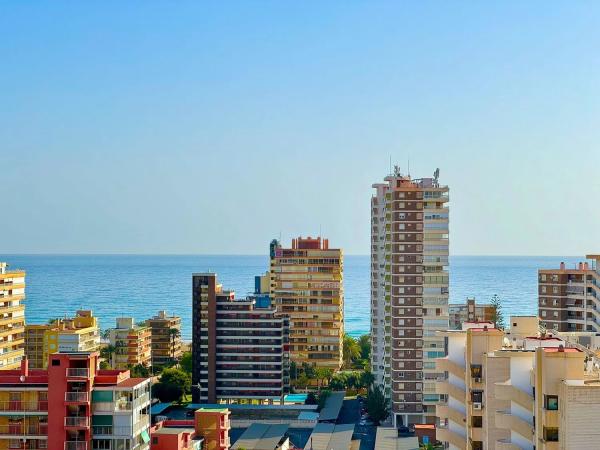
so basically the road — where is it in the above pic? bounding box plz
[337,398,376,450]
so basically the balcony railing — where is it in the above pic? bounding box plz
[65,392,89,403]
[0,424,48,435]
[66,368,90,378]
[0,400,48,412]
[65,443,87,450]
[65,416,90,427]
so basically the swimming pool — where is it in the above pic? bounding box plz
[284,393,308,403]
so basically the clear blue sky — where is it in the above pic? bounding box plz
[2,2,599,255]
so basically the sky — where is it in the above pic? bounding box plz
[1,1,599,255]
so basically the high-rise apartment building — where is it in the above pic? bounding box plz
[448,298,496,330]
[146,311,182,366]
[25,310,100,369]
[0,352,151,450]
[192,273,290,404]
[538,255,600,332]
[370,169,449,425]
[269,237,343,371]
[0,263,25,370]
[435,317,600,450]
[108,318,152,369]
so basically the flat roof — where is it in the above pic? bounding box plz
[154,427,195,435]
[318,391,345,421]
[232,423,289,450]
[186,403,317,411]
[375,427,419,450]
[303,423,355,450]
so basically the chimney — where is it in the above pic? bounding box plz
[560,262,565,270]
[579,262,583,270]
[20,358,29,377]
[483,325,488,331]
[558,344,564,352]
[585,262,589,270]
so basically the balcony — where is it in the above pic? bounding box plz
[66,368,90,379]
[495,410,534,439]
[65,392,89,403]
[65,416,90,428]
[0,400,48,414]
[65,442,87,450]
[495,381,534,412]
[436,357,466,378]
[435,380,466,402]
[436,403,465,425]
[437,426,467,449]
[496,439,521,450]
[0,424,47,436]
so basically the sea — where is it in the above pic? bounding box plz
[1,255,584,341]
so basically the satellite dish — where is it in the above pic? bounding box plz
[19,375,25,382]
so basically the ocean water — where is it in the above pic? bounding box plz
[1,255,584,340]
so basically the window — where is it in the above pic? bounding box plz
[51,359,60,366]
[543,427,559,442]
[471,441,483,450]
[470,365,482,379]
[472,416,482,428]
[541,311,547,317]
[553,311,558,318]
[471,390,483,403]
[545,395,558,410]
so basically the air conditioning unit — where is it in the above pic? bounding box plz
[474,377,482,383]
[473,402,482,410]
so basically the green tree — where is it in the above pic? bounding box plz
[289,361,298,381]
[100,344,116,369]
[169,328,181,361]
[152,368,191,403]
[360,370,375,390]
[128,364,150,378]
[294,374,309,390]
[305,392,318,405]
[301,362,315,379]
[343,334,360,369]
[366,384,390,425]
[180,351,192,373]
[358,334,371,360]
[490,294,506,330]
[314,367,334,390]
[329,373,346,390]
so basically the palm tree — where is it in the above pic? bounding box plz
[343,334,360,369]
[100,344,116,369]
[169,328,181,361]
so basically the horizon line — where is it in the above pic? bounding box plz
[1,252,585,258]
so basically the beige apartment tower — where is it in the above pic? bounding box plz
[370,168,449,425]
[269,237,343,371]
[435,316,600,450]
[0,263,25,370]
[146,310,182,365]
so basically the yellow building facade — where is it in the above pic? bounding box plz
[269,237,343,371]
[24,310,100,369]
[0,263,25,370]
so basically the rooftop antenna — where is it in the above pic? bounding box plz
[407,156,410,178]
[389,155,392,176]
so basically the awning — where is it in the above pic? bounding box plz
[141,430,150,444]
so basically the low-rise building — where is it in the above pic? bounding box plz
[192,273,290,404]
[0,352,151,450]
[25,310,100,368]
[0,262,26,370]
[448,298,496,330]
[108,317,152,369]
[147,311,182,365]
